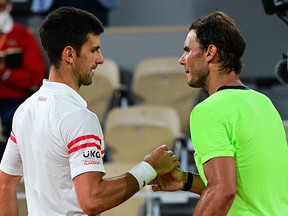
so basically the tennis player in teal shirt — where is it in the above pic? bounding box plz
[150,11,288,215]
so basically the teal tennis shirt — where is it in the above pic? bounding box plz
[190,86,288,215]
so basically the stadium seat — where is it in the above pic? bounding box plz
[104,104,182,162]
[131,56,201,135]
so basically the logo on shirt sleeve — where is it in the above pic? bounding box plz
[68,134,105,165]
[83,150,101,159]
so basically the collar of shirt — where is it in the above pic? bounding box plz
[41,79,87,108]
[217,85,250,92]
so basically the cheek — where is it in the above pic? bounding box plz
[186,53,197,64]
[190,56,206,69]
[186,56,196,70]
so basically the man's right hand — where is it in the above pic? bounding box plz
[150,167,186,192]
[144,145,180,176]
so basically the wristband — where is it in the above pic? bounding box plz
[182,171,193,191]
[128,161,157,190]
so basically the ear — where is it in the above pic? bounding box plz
[62,46,75,65]
[205,44,217,61]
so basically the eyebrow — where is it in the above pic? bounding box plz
[92,46,101,50]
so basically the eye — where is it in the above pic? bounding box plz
[183,47,190,53]
[92,47,100,53]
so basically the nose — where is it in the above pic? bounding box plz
[97,50,104,65]
[179,54,185,66]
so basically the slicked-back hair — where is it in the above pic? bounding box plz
[39,6,104,68]
[190,11,246,74]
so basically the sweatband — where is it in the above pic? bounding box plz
[128,161,157,190]
[182,171,193,191]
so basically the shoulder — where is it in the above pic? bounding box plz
[60,108,104,148]
[191,93,220,115]
[66,108,99,123]
[191,90,237,120]
[61,108,101,132]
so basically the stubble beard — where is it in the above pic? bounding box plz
[81,76,92,86]
[80,69,94,86]
[188,75,206,88]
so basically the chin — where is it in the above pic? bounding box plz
[82,79,93,86]
[188,81,202,88]
[187,80,195,87]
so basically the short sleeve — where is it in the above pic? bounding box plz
[60,109,106,179]
[190,104,235,164]
[0,136,23,176]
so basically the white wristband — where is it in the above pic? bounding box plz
[128,161,157,190]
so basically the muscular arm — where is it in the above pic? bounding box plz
[74,171,139,214]
[0,171,22,216]
[193,157,236,216]
[188,172,206,195]
[73,145,180,215]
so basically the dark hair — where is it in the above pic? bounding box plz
[39,6,104,68]
[189,11,246,74]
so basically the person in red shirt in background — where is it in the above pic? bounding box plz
[0,0,46,158]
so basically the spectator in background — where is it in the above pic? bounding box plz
[49,0,120,26]
[0,0,46,158]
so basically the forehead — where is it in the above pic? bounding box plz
[184,30,198,47]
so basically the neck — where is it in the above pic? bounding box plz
[48,66,80,93]
[205,71,244,95]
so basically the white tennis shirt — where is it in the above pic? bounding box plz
[0,80,106,215]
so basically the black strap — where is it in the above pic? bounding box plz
[182,172,193,191]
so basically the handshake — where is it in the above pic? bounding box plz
[129,145,191,192]
[0,48,23,69]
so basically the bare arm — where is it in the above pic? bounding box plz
[0,171,22,216]
[73,145,180,215]
[150,168,205,195]
[193,157,236,216]
[74,171,138,215]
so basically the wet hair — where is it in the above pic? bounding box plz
[39,6,104,68]
[189,11,246,74]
